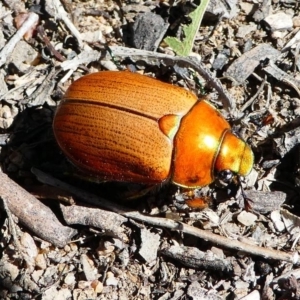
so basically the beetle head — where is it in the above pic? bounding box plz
[214,131,254,179]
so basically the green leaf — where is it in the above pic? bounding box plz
[164,0,210,56]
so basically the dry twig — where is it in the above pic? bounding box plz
[45,0,84,48]
[0,12,39,67]
[109,46,235,110]
[0,172,77,247]
[32,169,299,264]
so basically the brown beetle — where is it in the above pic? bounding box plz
[53,71,253,188]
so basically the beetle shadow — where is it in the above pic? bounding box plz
[268,145,300,214]
[2,104,57,181]
[254,117,300,213]
[2,104,175,212]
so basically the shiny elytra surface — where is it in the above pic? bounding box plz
[53,71,198,183]
[53,71,254,187]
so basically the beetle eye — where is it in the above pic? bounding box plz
[217,169,234,183]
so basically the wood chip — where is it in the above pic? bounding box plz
[0,172,77,247]
[139,228,160,263]
[238,190,286,214]
[162,245,232,272]
[224,44,280,84]
[60,204,127,241]
[273,127,300,158]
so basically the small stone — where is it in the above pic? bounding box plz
[91,280,103,293]
[64,272,76,287]
[118,248,130,267]
[73,288,96,300]
[35,253,47,270]
[78,280,91,289]
[97,241,115,257]
[264,12,293,31]
[293,16,300,27]
[236,23,257,38]
[82,30,105,44]
[7,40,38,72]
[20,232,38,270]
[237,211,257,226]
[139,228,160,263]
[31,270,43,283]
[234,280,249,289]
[270,210,285,232]
[2,262,20,281]
[105,272,119,286]
[213,52,229,70]
[271,31,288,39]
[240,2,254,15]
[187,281,210,299]
[132,12,168,51]
[55,288,72,300]
[80,254,97,281]
[0,105,11,119]
[42,286,59,300]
